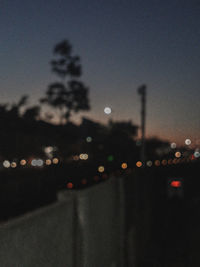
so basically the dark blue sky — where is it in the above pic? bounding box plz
[1,0,200,145]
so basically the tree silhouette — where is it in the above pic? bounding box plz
[41,40,90,124]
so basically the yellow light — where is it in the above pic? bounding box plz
[45,159,52,165]
[80,153,88,160]
[11,162,17,168]
[136,161,142,168]
[98,166,105,173]
[175,151,181,158]
[20,159,27,166]
[83,153,88,160]
[121,162,128,169]
[73,155,79,161]
[52,158,59,164]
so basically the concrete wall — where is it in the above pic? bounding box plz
[0,177,129,267]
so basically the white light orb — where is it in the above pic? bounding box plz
[86,136,92,143]
[3,160,10,168]
[185,139,191,145]
[146,161,153,167]
[170,143,176,149]
[194,151,200,158]
[37,159,44,167]
[31,159,37,166]
[104,107,112,114]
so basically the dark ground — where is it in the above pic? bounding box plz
[0,160,199,266]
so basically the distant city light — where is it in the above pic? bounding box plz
[52,158,59,164]
[168,159,173,165]
[81,179,87,185]
[136,161,142,168]
[175,151,181,158]
[107,155,114,162]
[185,139,191,145]
[98,166,105,173]
[121,162,128,169]
[67,182,74,189]
[45,159,52,165]
[44,146,53,154]
[146,160,152,167]
[20,159,27,166]
[161,159,167,166]
[154,160,160,166]
[3,160,10,168]
[170,180,182,188]
[194,151,200,158]
[79,153,88,160]
[37,159,44,167]
[11,162,17,168]
[104,107,112,114]
[86,136,92,143]
[171,143,176,149]
[31,159,37,166]
[73,155,79,161]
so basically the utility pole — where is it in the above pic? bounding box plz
[138,84,147,165]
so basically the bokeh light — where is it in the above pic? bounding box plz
[194,151,200,158]
[185,139,191,145]
[20,159,27,166]
[11,162,17,168]
[45,159,52,165]
[107,155,114,162]
[154,160,160,166]
[121,162,128,169]
[136,161,142,168]
[171,143,176,149]
[98,166,105,173]
[79,153,88,160]
[175,151,181,158]
[52,158,59,164]
[86,136,92,143]
[146,160,152,167]
[104,107,112,114]
[81,179,87,185]
[67,182,74,189]
[161,159,167,166]
[31,159,37,166]
[3,160,10,168]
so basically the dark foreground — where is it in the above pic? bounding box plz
[127,161,200,267]
[0,160,200,266]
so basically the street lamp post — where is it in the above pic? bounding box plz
[138,84,147,165]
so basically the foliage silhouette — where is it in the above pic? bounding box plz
[40,40,90,124]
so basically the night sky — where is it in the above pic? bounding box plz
[1,0,200,146]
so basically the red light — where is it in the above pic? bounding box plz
[81,179,87,185]
[94,175,99,182]
[67,182,74,189]
[170,180,181,188]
